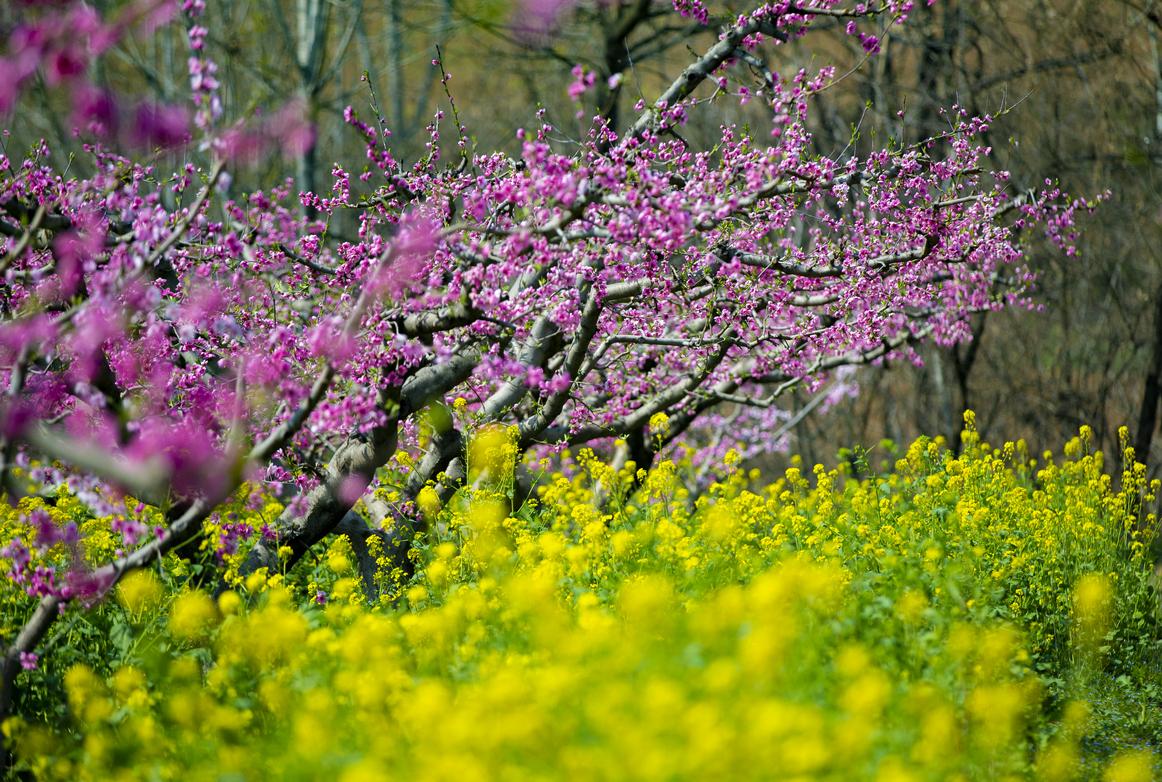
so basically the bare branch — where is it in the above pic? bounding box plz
[0,202,45,276]
[146,159,226,268]
[24,424,171,505]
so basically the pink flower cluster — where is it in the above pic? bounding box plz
[0,1,192,148]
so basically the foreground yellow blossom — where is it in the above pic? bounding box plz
[2,421,1159,781]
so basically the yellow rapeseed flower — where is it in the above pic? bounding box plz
[169,590,219,642]
[648,411,670,437]
[468,425,515,483]
[116,569,164,619]
[217,590,242,616]
[1103,750,1156,782]
[417,485,442,520]
[1036,741,1080,782]
[1073,572,1114,654]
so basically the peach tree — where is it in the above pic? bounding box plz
[0,0,1085,757]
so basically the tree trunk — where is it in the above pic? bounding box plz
[1134,283,1162,465]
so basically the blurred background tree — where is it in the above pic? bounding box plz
[762,0,1162,471]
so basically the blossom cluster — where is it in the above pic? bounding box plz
[2,4,1086,515]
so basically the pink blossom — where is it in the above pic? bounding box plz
[339,474,369,506]
[129,0,182,36]
[70,85,119,137]
[513,0,577,40]
[131,102,191,148]
[567,65,596,101]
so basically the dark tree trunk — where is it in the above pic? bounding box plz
[1134,283,1162,465]
[950,312,987,454]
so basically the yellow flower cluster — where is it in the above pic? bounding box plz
[2,419,1160,781]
